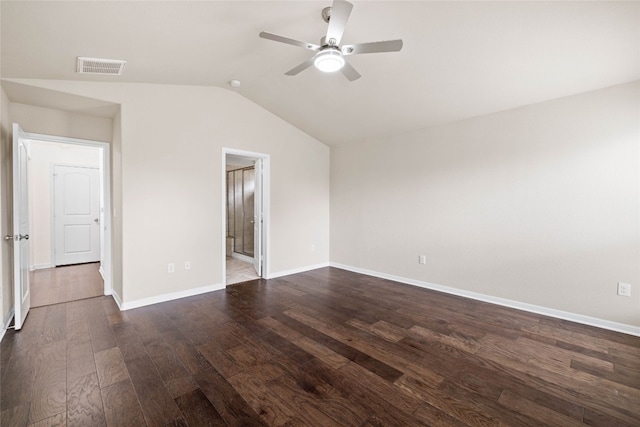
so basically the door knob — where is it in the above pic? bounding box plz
[94,218,99,223]
[4,235,13,241]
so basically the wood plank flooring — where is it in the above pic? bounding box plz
[30,263,103,308]
[2,267,639,426]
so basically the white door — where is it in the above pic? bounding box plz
[54,165,100,266]
[253,159,263,276]
[13,124,31,330]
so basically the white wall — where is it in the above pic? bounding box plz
[13,78,636,332]
[27,141,100,269]
[332,81,640,328]
[111,109,123,300]
[5,80,330,305]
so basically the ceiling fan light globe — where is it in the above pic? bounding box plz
[313,50,345,72]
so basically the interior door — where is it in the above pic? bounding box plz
[253,159,263,276]
[54,165,100,266]
[13,123,30,330]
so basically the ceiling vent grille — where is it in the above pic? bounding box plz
[76,57,127,75]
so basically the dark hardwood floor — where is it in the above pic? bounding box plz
[30,263,103,308]
[1,267,639,426]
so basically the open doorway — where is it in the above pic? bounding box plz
[223,149,269,285]
[24,134,111,308]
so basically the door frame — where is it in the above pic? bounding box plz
[222,148,270,285]
[22,132,112,296]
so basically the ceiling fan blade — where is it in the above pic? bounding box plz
[285,58,315,76]
[259,32,320,51]
[340,61,361,81]
[325,0,353,46]
[342,39,403,55]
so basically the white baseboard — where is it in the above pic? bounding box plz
[111,290,123,310]
[30,263,53,271]
[118,283,226,311]
[231,252,254,264]
[0,307,15,342]
[112,262,330,311]
[99,266,105,281]
[331,263,640,337]
[268,262,331,280]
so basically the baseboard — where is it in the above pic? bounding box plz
[119,283,226,311]
[29,263,53,271]
[331,263,640,337]
[111,290,123,310]
[114,262,330,311]
[231,253,254,264]
[0,307,15,342]
[268,262,331,280]
[99,266,105,281]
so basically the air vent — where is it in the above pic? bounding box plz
[76,57,127,75]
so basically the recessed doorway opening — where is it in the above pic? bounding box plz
[223,149,269,286]
[19,131,112,310]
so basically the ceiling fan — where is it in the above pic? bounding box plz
[259,0,403,81]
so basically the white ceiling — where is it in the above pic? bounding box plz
[2,1,638,146]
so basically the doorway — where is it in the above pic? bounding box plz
[223,149,269,285]
[22,133,111,309]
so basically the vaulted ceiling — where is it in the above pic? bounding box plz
[2,1,638,146]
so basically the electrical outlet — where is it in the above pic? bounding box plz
[617,282,631,297]
[168,263,175,273]
[184,261,191,271]
[419,255,426,265]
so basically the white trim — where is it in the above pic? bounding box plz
[49,162,55,268]
[119,283,225,311]
[23,132,113,297]
[29,263,54,271]
[331,263,640,337]
[0,307,15,342]
[111,290,123,310]
[268,262,331,280]
[231,252,254,264]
